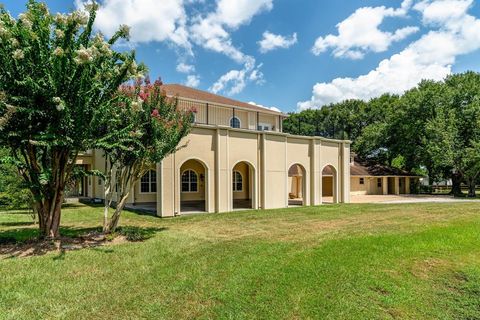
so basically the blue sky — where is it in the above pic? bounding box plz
[3,0,480,112]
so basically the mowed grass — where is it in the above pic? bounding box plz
[1,202,480,319]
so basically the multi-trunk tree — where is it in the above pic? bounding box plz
[0,1,140,238]
[98,78,193,233]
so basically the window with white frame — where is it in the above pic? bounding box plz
[181,170,198,192]
[230,116,241,128]
[140,170,157,193]
[232,171,243,192]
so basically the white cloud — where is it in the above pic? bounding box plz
[215,0,273,28]
[185,75,200,87]
[190,0,272,64]
[258,31,298,53]
[75,0,191,51]
[192,0,272,95]
[75,0,272,95]
[248,101,281,113]
[210,60,264,95]
[299,0,480,110]
[176,62,195,73]
[311,0,418,59]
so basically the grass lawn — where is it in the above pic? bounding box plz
[1,202,480,319]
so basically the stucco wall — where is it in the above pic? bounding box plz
[85,125,350,217]
[350,177,368,195]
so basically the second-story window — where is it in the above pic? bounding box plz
[230,116,241,128]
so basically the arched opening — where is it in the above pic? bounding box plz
[232,161,255,210]
[322,165,337,204]
[180,159,207,213]
[288,164,306,206]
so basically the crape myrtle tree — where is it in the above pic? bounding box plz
[98,78,193,233]
[0,1,141,238]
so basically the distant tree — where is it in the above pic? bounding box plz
[284,73,480,196]
[421,73,480,196]
[0,1,141,238]
[283,99,368,141]
[99,79,193,233]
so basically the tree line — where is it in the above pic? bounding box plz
[283,72,480,197]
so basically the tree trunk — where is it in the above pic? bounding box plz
[467,179,476,198]
[105,192,130,233]
[450,172,463,197]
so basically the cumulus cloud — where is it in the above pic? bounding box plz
[176,62,195,74]
[76,0,272,95]
[197,0,272,95]
[75,0,191,51]
[215,0,273,28]
[298,0,480,110]
[210,60,264,95]
[311,0,418,59]
[185,75,200,87]
[258,31,298,53]
[190,0,272,64]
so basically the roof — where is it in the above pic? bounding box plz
[162,84,284,116]
[350,159,419,177]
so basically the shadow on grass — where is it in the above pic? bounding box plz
[0,225,167,259]
[0,221,35,227]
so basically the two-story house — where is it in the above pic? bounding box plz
[77,84,351,217]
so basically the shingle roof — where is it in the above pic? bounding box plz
[350,159,419,177]
[162,84,284,116]
[320,158,419,177]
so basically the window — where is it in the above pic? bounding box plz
[232,171,243,192]
[257,123,272,131]
[182,170,198,192]
[230,116,241,128]
[377,178,382,188]
[359,178,364,185]
[140,170,157,193]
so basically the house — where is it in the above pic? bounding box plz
[75,84,352,216]
[347,155,421,195]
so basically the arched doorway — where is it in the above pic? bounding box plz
[288,164,306,206]
[180,159,208,213]
[322,165,337,204]
[232,161,255,210]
